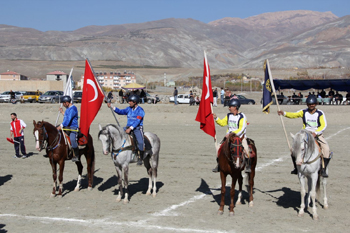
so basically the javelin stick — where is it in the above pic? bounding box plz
[266,59,291,151]
[55,67,73,126]
[86,58,120,127]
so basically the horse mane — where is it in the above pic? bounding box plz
[293,129,316,156]
[99,124,126,141]
[40,120,57,131]
[221,133,238,158]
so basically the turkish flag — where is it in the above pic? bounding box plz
[80,60,105,137]
[195,52,216,138]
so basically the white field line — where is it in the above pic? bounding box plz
[0,213,227,233]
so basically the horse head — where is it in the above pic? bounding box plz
[98,124,112,155]
[291,130,316,165]
[33,120,48,152]
[227,133,244,169]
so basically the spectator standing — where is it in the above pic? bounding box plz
[119,89,124,104]
[224,88,231,107]
[10,113,27,158]
[220,87,225,104]
[189,91,195,106]
[173,87,178,105]
[140,89,146,104]
[213,88,218,107]
[107,91,113,102]
[9,90,16,104]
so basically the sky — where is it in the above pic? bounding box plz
[1,0,349,32]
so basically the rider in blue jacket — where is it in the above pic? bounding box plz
[107,95,145,165]
[57,96,79,162]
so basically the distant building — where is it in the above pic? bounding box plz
[0,71,28,80]
[166,81,175,87]
[78,71,136,89]
[46,71,68,81]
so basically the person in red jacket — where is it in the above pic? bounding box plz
[10,113,27,158]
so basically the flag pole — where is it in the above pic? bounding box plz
[55,67,73,126]
[86,58,120,127]
[266,59,291,151]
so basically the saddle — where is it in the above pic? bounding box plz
[218,136,256,159]
[62,128,88,147]
[129,131,152,152]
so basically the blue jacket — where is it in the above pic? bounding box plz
[62,105,79,128]
[114,105,144,129]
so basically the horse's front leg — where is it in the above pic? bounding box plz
[229,175,237,216]
[57,160,65,197]
[123,165,129,203]
[322,177,328,209]
[310,174,319,220]
[50,161,57,198]
[115,165,123,202]
[298,175,306,217]
[236,173,243,206]
[218,172,226,215]
[74,161,83,191]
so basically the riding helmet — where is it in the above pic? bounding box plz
[61,95,72,103]
[306,95,317,105]
[228,99,241,109]
[128,95,140,104]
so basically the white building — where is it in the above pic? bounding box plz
[78,71,136,89]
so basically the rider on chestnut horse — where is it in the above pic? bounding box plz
[57,95,79,162]
[213,99,251,173]
[277,94,331,177]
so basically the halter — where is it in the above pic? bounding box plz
[35,124,61,151]
[101,126,133,160]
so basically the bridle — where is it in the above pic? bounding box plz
[34,123,61,151]
[299,133,321,164]
[226,135,245,169]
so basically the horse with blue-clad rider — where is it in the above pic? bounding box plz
[107,95,145,166]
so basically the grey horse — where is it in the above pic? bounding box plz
[98,124,160,202]
[291,129,329,220]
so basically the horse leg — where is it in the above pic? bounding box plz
[74,161,83,191]
[57,160,65,197]
[323,177,328,209]
[50,161,57,198]
[248,159,256,207]
[144,159,153,196]
[298,176,306,217]
[310,174,319,220]
[123,165,129,203]
[236,173,243,205]
[229,176,237,216]
[85,148,95,190]
[151,166,158,197]
[115,166,123,202]
[218,172,226,215]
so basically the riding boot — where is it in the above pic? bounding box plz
[137,151,143,166]
[245,157,251,173]
[321,157,331,178]
[291,154,298,175]
[212,158,219,173]
[72,147,80,162]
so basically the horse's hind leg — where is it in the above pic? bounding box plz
[74,161,83,191]
[122,166,129,203]
[115,166,123,202]
[151,166,158,197]
[85,148,95,190]
[248,160,256,207]
[50,162,57,197]
[322,177,328,209]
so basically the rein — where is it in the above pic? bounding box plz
[300,133,321,165]
[112,139,133,159]
[35,125,61,151]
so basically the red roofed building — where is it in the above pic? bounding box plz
[46,71,68,81]
[0,71,28,80]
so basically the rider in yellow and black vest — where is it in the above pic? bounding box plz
[278,95,331,177]
[213,99,251,173]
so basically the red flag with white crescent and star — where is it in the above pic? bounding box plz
[195,51,216,138]
[79,59,105,137]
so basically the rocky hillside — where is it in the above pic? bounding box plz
[0,10,348,69]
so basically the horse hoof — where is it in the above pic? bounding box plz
[236,201,241,205]
[74,187,80,192]
[152,193,157,198]
[298,213,304,217]
[249,201,254,207]
[217,211,224,215]
[87,187,93,191]
[116,198,121,202]
[313,215,319,220]
[229,212,234,216]
[57,195,62,198]
[324,205,329,210]
[146,191,151,196]
[50,193,55,198]
[123,199,129,204]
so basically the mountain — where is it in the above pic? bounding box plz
[0,10,348,70]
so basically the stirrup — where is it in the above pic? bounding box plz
[291,168,298,175]
[71,156,79,162]
[136,156,143,166]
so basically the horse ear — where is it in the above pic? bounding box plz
[33,120,36,125]
[290,132,295,139]
[99,124,102,131]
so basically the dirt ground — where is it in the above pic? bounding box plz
[0,100,349,233]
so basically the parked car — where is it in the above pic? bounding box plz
[169,94,190,104]
[38,91,64,103]
[22,91,42,103]
[236,95,255,105]
[0,91,23,103]
[73,91,82,103]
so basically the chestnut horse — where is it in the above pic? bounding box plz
[33,120,95,197]
[217,133,257,216]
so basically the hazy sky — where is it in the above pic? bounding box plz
[1,0,349,31]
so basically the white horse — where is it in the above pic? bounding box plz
[291,129,328,220]
[98,124,160,203]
